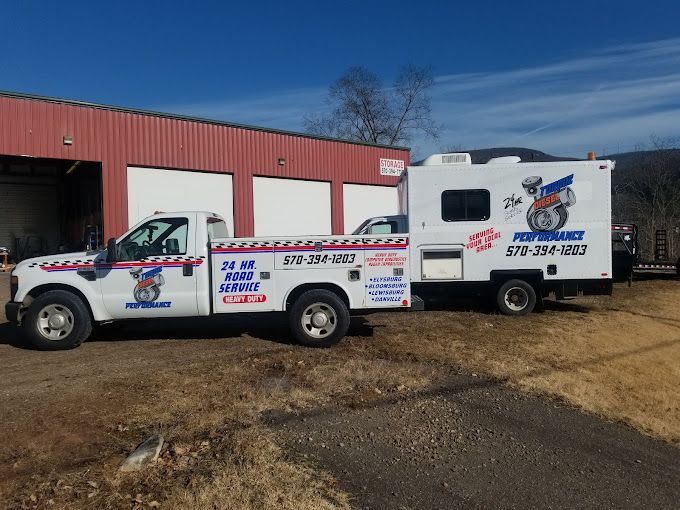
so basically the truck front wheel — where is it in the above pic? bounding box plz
[497,279,536,316]
[289,289,349,348]
[24,290,92,350]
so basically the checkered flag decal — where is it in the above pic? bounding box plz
[362,237,408,245]
[140,255,202,262]
[212,241,272,249]
[31,257,96,268]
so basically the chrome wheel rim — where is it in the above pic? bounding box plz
[37,304,74,341]
[301,302,337,339]
[504,287,529,311]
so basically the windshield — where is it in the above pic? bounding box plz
[118,217,188,261]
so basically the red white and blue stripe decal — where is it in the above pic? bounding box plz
[37,258,204,272]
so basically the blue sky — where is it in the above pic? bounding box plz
[2,0,679,158]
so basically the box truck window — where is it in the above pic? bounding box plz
[441,190,490,222]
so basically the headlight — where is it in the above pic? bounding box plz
[10,274,18,301]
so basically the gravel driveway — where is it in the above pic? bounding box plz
[274,374,680,509]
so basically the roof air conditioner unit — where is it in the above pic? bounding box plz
[421,153,472,166]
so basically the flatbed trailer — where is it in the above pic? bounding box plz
[611,224,679,280]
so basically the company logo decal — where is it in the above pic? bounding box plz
[512,173,584,243]
[512,230,585,242]
[125,266,171,309]
[522,174,576,232]
[502,193,523,221]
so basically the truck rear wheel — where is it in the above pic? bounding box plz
[289,289,349,348]
[497,279,536,316]
[24,290,92,350]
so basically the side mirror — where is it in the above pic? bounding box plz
[106,237,117,263]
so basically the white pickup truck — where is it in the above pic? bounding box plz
[5,212,411,350]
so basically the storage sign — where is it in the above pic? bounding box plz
[379,158,405,176]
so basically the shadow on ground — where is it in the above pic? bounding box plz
[0,314,376,350]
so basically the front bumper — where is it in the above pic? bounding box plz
[4,301,20,324]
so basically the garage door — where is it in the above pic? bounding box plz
[253,177,331,236]
[127,167,234,234]
[343,184,399,234]
[0,178,59,255]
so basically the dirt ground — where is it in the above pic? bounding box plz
[1,273,679,509]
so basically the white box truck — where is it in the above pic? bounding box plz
[353,153,613,314]
[5,212,410,350]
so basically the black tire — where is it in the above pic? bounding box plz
[497,279,536,316]
[24,290,92,350]
[289,289,349,348]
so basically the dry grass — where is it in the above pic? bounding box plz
[167,428,348,510]
[366,279,680,444]
[0,329,432,509]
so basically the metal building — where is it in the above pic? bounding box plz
[0,91,408,261]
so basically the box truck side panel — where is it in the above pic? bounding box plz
[407,161,612,284]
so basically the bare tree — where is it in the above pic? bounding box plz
[615,136,680,258]
[305,65,439,146]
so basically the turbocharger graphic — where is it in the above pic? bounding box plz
[522,176,576,232]
[129,267,165,303]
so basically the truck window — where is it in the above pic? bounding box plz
[441,190,490,221]
[369,221,397,234]
[118,217,188,261]
[207,217,229,240]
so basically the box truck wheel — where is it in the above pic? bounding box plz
[497,280,536,316]
[289,289,349,348]
[24,290,92,350]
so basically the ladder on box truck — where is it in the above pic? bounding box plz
[5,212,411,350]
[353,153,614,314]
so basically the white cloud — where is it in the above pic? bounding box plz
[424,37,680,158]
[151,37,680,158]
[152,87,325,133]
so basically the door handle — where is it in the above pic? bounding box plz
[77,267,97,281]
[183,263,193,277]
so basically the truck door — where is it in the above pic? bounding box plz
[97,215,200,318]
